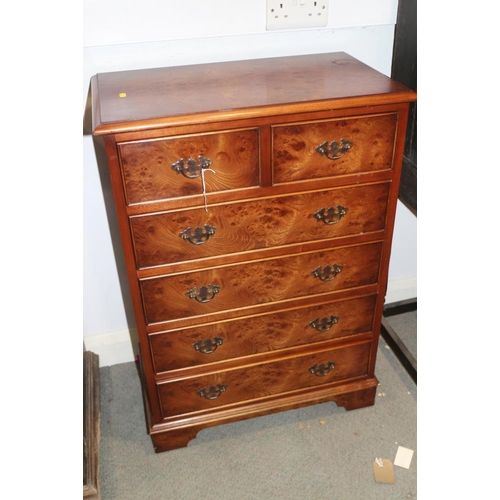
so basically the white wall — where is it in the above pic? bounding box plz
[83,0,416,365]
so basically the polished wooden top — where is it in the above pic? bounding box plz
[92,52,416,135]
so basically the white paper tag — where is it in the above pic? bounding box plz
[394,446,414,469]
[200,167,216,212]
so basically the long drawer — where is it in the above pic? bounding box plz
[157,339,372,418]
[118,128,260,205]
[150,294,377,373]
[140,242,382,324]
[273,113,397,183]
[130,183,389,269]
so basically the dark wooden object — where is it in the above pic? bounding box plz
[91,53,416,452]
[392,0,417,215]
[83,351,100,499]
[381,299,417,383]
[387,1,417,378]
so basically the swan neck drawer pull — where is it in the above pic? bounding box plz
[313,205,348,225]
[179,225,217,245]
[309,315,339,332]
[171,155,212,178]
[197,384,227,400]
[192,337,224,354]
[308,361,336,377]
[311,264,343,282]
[316,139,353,160]
[185,284,221,303]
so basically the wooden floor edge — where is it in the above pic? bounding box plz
[84,351,101,500]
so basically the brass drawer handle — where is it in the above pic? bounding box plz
[311,264,343,282]
[179,225,217,245]
[316,139,353,160]
[197,384,227,400]
[186,284,221,303]
[192,337,224,354]
[313,206,348,225]
[309,315,339,332]
[308,361,336,377]
[171,155,212,179]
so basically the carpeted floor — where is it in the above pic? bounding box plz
[98,312,417,500]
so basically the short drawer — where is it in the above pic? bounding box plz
[157,340,372,418]
[140,242,382,324]
[130,183,389,269]
[150,294,376,373]
[118,128,260,205]
[272,113,397,183]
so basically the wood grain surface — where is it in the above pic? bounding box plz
[130,183,389,269]
[140,242,382,324]
[92,53,416,134]
[119,128,260,204]
[273,113,397,183]
[149,294,377,372]
[91,53,416,451]
[158,340,372,418]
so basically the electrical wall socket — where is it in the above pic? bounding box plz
[266,0,329,31]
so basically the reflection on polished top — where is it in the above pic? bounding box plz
[92,52,416,134]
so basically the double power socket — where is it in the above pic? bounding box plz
[266,0,329,30]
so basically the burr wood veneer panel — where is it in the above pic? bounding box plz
[140,242,382,324]
[118,128,260,205]
[157,340,372,418]
[130,183,389,269]
[273,113,397,183]
[149,294,377,373]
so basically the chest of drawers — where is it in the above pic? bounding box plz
[91,52,416,452]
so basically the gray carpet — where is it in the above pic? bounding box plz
[98,313,416,499]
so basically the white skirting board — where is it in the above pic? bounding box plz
[384,275,417,306]
[83,329,137,368]
[85,276,417,367]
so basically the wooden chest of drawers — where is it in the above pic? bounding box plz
[91,52,416,453]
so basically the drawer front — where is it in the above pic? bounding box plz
[118,129,260,205]
[158,340,371,418]
[150,294,376,373]
[130,183,389,269]
[273,113,397,184]
[140,242,382,324]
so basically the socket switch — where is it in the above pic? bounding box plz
[266,0,329,31]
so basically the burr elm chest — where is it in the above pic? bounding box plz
[91,52,417,452]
